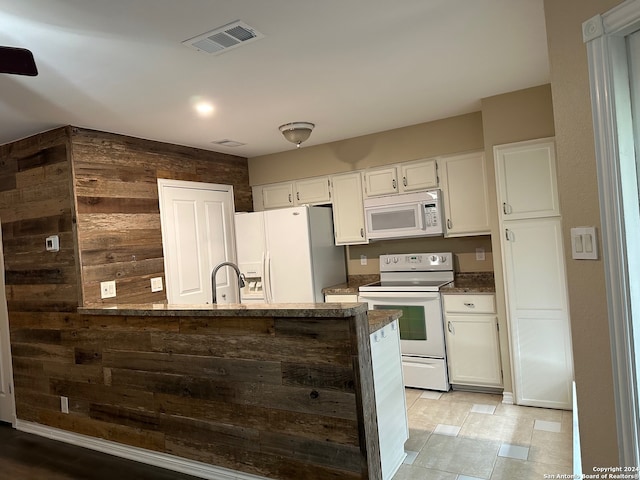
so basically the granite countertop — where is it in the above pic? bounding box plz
[323,274,380,295]
[441,272,496,294]
[78,302,399,333]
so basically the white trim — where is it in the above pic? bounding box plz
[16,420,268,480]
[501,391,514,405]
[583,0,640,468]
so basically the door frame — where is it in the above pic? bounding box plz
[583,0,640,467]
[0,220,16,425]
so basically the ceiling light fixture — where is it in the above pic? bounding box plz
[279,122,315,148]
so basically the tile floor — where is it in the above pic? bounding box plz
[393,388,573,479]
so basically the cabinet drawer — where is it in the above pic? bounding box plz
[443,294,495,314]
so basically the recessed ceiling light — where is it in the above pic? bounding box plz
[194,102,214,116]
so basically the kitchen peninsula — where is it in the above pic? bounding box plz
[16,303,403,480]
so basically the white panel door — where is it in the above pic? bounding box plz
[158,180,237,304]
[0,224,15,424]
[263,207,314,303]
[503,217,573,409]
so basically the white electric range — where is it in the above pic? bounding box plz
[359,252,454,391]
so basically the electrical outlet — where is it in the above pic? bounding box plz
[100,280,116,299]
[61,396,69,414]
[150,277,163,292]
[475,248,485,261]
[360,255,367,266]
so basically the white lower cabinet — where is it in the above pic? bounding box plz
[370,319,408,480]
[443,294,503,388]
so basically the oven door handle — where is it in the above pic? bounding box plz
[358,291,441,300]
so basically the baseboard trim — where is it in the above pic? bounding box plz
[502,391,514,404]
[15,420,268,480]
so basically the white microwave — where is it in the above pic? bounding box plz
[363,190,444,240]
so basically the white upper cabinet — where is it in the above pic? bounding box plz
[294,176,332,205]
[399,158,438,192]
[364,158,438,197]
[330,171,368,245]
[494,138,559,220]
[439,151,491,236]
[261,181,294,209]
[364,166,398,197]
[259,176,332,210]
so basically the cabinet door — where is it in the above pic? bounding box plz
[330,172,368,245]
[294,176,331,205]
[399,158,438,192]
[440,152,491,236]
[495,138,559,219]
[364,166,398,197]
[503,217,573,409]
[251,185,264,211]
[262,182,294,209]
[445,314,502,387]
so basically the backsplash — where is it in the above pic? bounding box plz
[345,235,493,275]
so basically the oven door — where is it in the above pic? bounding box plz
[358,291,445,358]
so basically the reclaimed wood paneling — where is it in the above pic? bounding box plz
[71,127,252,306]
[0,127,80,313]
[7,310,380,479]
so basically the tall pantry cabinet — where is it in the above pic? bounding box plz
[494,138,574,410]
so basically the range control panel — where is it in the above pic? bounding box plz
[379,252,453,272]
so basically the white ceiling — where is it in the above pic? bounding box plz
[0,0,549,158]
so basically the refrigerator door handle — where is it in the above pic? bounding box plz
[263,251,273,303]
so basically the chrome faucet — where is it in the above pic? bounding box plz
[211,261,246,304]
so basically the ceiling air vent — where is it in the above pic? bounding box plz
[183,21,264,56]
[212,139,246,147]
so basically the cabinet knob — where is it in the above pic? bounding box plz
[447,218,452,229]
[392,178,397,190]
[360,227,364,238]
[288,194,292,203]
[296,192,300,201]
[447,321,454,334]
[464,302,475,308]
[403,176,407,187]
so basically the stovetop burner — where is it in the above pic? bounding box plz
[359,252,454,293]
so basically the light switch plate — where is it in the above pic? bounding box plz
[150,277,163,292]
[45,235,59,252]
[571,226,598,260]
[100,280,116,299]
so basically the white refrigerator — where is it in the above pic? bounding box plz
[234,206,346,303]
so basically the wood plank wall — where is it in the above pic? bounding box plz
[0,127,80,312]
[70,127,252,306]
[9,311,376,480]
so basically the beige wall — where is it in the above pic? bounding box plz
[544,0,623,469]
[249,112,483,185]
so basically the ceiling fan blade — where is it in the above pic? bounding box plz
[0,46,38,76]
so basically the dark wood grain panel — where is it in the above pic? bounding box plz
[178,316,275,335]
[151,332,352,366]
[153,393,360,446]
[103,350,283,383]
[281,362,356,392]
[70,127,251,305]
